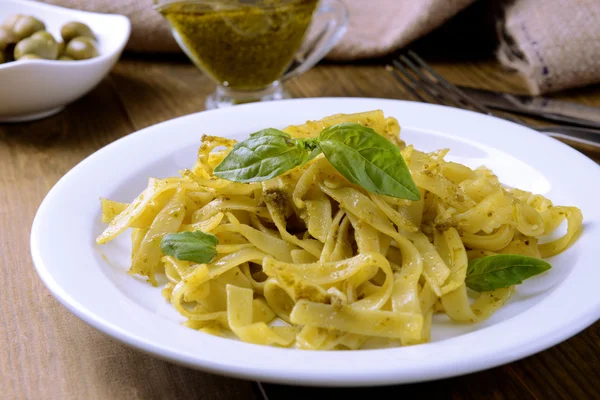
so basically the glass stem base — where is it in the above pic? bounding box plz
[205,81,290,109]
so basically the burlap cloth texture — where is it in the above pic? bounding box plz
[37,0,600,94]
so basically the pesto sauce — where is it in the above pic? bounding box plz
[161,0,318,90]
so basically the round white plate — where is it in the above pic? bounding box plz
[31,98,600,387]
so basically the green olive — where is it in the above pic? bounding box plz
[0,27,16,52]
[65,36,98,60]
[58,55,74,61]
[14,36,59,60]
[12,15,45,41]
[30,30,57,43]
[57,40,65,56]
[1,14,23,31]
[18,53,42,60]
[61,21,95,43]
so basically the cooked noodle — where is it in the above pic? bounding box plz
[96,110,582,349]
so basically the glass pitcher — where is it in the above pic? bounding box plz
[154,0,348,109]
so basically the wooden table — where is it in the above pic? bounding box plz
[1,55,599,399]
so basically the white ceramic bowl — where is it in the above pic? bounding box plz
[0,0,131,122]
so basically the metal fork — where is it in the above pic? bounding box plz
[388,51,600,150]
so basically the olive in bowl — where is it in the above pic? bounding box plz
[1,13,99,63]
[0,0,131,122]
[65,36,98,60]
[0,27,17,51]
[61,21,95,42]
[11,15,45,40]
[14,30,59,60]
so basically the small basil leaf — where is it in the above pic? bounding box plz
[465,254,551,292]
[214,128,311,182]
[160,230,218,264]
[317,123,419,200]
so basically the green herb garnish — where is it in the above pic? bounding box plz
[212,128,315,183]
[160,230,218,264]
[213,123,419,200]
[318,123,419,200]
[465,254,552,292]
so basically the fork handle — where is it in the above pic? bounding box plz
[537,125,600,150]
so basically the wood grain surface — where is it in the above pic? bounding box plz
[1,55,599,400]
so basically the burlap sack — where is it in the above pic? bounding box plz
[326,0,474,60]
[497,0,600,94]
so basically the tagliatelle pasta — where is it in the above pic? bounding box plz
[96,110,582,350]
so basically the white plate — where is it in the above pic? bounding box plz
[31,98,600,387]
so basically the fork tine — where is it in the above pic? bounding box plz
[393,59,439,103]
[398,55,463,108]
[386,65,428,102]
[392,58,451,105]
[406,50,493,115]
[389,53,468,108]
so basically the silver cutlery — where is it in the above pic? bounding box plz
[387,51,600,150]
[456,86,600,130]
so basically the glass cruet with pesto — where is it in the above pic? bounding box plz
[154,0,348,109]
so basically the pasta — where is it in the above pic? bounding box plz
[96,110,582,350]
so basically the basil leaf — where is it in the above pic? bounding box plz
[214,128,311,182]
[465,254,551,292]
[317,123,420,200]
[160,230,218,264]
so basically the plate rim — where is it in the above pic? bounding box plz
[30,97,600,386]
